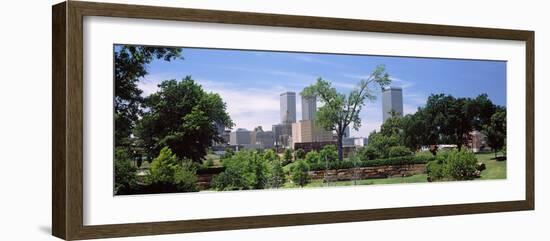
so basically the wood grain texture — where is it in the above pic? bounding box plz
[51,1,535,240]
[52,2,67,240]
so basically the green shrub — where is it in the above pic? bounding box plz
[221,147,235,160]
[308,155,435,171]
[426,159,445,181]
[172,161,199,191]
[295,149,306,160]
[263,149,279,162]
[445,149,478,180]
[427,149,478,181]
[114,148,137,194]
[283,149,293,166]
[212,150,270,190]
[387,146,413,157]
[290,160,310,187]
[149,147,198,192]
[305,150,320,165]
[358,146,381,160]
[269,160,286,188]
[319,145,338,163]
[367,133,400,158]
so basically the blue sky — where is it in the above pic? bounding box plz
[133,46,506,138]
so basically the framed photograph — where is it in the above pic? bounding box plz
[52,1,534,240]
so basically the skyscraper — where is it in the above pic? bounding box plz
[301,94,316,121]
[382,87,403,122]
[280,92,296,124]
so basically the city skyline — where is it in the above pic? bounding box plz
[138,47,507,137]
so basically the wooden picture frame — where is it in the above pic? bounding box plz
[52,1,534,240]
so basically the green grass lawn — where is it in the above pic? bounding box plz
[283,174,429,188]
[475,152,507,180]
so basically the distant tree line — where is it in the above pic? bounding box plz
[367,93,506,157]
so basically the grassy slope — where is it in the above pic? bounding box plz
[475,152,507,180]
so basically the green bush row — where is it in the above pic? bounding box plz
[308,155,435,171]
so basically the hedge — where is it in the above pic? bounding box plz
[308,155,436,171]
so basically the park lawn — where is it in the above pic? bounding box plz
[475,152,507,180]
[283,173,428,188]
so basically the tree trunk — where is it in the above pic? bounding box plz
[337,135,343,161]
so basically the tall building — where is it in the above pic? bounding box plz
[280,92,296,124]
[301,94,316,121]
[229,128,251,145]
[291,120,333,147]
[272,123,292,149]
[382,87,404,122]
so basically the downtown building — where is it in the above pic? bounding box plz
[382,87,404,122]
[273,92,296,149]
[291,93,333,149]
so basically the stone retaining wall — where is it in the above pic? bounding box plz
[308,163,427,181]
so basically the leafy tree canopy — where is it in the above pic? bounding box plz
[482,108,506,157]
[137,77,233,162]
[114,45,182,146]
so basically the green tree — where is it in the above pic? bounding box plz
[294,149,306,160]
[400,112,428,152]
[290,160,310,187]
[367,131,400,158]
[319,145,338,163]
[301,65,391,161]
[149,147,198,192]
[387,146,412,157]
[380,112,403,138]
[269,160,286,188]
[357,146,380,160]
[212,151,270,190]
[418,93,498,152]
[114,148,137,194]
[114,45,182,148]
[283,148,293,165]
[137,77,233,162]
[483,108,506,158]
[305,150,320,165]
[466,94,497,130]
[263,149,279,162]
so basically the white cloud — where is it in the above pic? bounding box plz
[196,79,282,130]
[290,55,346,68]
[389,76,415,89]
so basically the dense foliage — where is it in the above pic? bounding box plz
[114,148,137,194]
[290,160,310,187]
[269,160,286,188]
[308,155,435,171]
[148,147,198,192]
[305,150,321,165]
[387,146,413,158]
[136,77,233,162]
[282,149,293,166]
[294,149,306,160]
[426,149,479,181]
[483,108,507,157]
[114,45,182,148]
[212,150,270,191]
[319,144,338,163]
